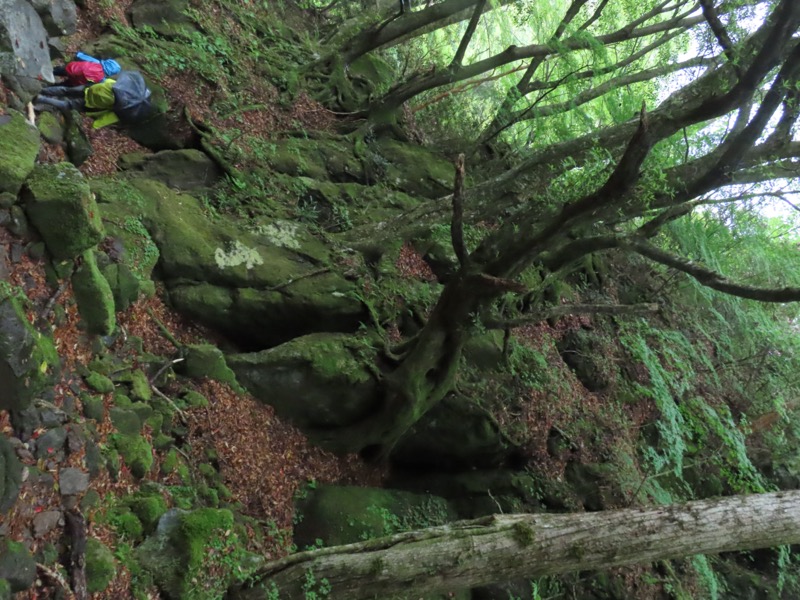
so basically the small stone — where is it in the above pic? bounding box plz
[66,425,86,454]
[32,510,62,538]
[34,427,67,460]
[59,468,89,496]
[40,408,67,428]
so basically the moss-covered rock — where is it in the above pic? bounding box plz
[72,250,116,335]
[36,110,63,144]
[374,137,455,198]
[0,110,40,195]
[85,538,116,594]
[110,407,143,435]
[101,262,141,311]
[81,392,105,421]
[111,433,153,478]
[137,508,255,598]
[128,369,152,402]
[65,116,92,167]
[0,438,22,514]
[112,511,144,540]
[181,390,208,408]
[227,332,380,435]
[118,149,222,190]
[22,163,104,260]
[85,371,115,394]
[0,284,59,412]
[179,344,239,388]
[294,485,455,548]
[124,491,168,534]
[0,540,35,592]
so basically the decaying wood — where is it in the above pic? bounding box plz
[233,490,800,599]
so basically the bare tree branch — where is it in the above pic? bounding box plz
[699,0,742,77]
[450,0,486,68]
[627,240,800,302]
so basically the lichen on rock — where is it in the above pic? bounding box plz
[213,240,264,270]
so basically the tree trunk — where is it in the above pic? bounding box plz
[231,490,800,599]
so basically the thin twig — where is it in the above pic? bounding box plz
[151,385,188,424]
[149,358,185,385]
[36,563,76,600]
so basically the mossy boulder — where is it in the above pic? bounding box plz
[22,163,104,260]
[0,540,35,592]
[92,178,160,284]
[85,538,115,594]
[124,491,168,534]
[119,149,222,190]
[227,333,380,435]
[0,110,39,195]
[0,284,59,412]
[36,110,63,144]
[178,344,239,388]
[0,437,22,513]
[85,371,114,393]
[294,485,455,548]
[373,137,455,198]
[128,369,152,402]
[65,115,92,167]
[71,250,116,335]
[137,508,259,598]
[111,433,153,478]
[101,262,141,311]
[110,407,142,435]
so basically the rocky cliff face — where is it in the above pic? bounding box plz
[0,0,72,103]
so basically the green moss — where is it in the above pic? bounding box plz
[72,250,116,335]
[161,448,179,475]
[126,494,168,533]
[110,407,143,435]
[0,285,59,412]
[512,522,536,547]
[111,434,153,478]
[129,370,152,402]
[130,401,154,423]
[0,110,40,194]
[23,163,104,259]
[86,538,116,593]
[88,355,117,375]
[181,344,239,388]
[36,110,63,145]
[176,508,234,568]
[85,372,115,394]
[198,463,217,480]
[182,390,208,408]
[113,511,144,540]
[102,263,141,311]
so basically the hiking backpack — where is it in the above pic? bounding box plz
[112,71,154,123]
